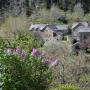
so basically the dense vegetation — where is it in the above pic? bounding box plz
[0,32,90,90]
[0,0,90,17]
[0,32,52,90]
[0,0,90,90]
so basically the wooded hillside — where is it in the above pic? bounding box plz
[0,0,90,17]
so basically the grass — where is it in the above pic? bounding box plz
[49,84,80,90]
[0,16,29,38]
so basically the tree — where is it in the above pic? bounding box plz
[0,0,90,17]
[73,3,84,17]
[81,0,90,14]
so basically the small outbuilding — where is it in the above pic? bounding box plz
[71,22,89,40]
[79,27,90,42]
[44,24,69,41]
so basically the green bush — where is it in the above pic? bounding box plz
[0,32,52,90]
[0,53,52,90]
[84,14,90,22]
[11,31,40,52]
[80,74,90,82]
[50,84,80,90]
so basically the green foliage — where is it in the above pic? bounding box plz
[84,14,90,22]
[66,12,82,23]
[30,7,65,24]
[50,84,80,90]
[0,53,52,90]
[0,32,52,90]
[30,18,55,24]
[0,38,7,49]
[11,31,39,52]
[0,38,11,53]
[80,74,90,82]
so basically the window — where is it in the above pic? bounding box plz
[84,35,87,39]
[53,32,57,37]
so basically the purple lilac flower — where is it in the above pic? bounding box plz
[15,47,20,55]
[49,59,59,68]
[31,48,41,57]
[21,50,26,62]
[43,60,51,65]
[6,48,13,55]
[41,51,47,57]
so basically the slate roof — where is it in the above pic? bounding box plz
[47,25,68,31]
[78,27,90,33]
[46,25,69,36]
[47,25,57,31]
[56,25,68,30]
[29,24,48,31]
[71,22,88,30]
[29,24,69,34]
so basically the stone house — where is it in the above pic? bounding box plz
[71,27,90,53]
[29,24,69,41]
[44,24,69,41]
[79,27,90,42]
[29,24,48,39]
[71,22,88,40]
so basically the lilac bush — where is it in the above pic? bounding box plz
[0,48,53,90]
[21,50,27,62]
[0,32,59,90]
[4,47,59,68]
[0,32,51,90]
[31,48,59,68]
[0,46,54,90]
[15,47,20,55]
[49,59,58,68]
[31,48,41,57]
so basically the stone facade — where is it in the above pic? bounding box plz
[79,27,90,42]
[71,22,89,40]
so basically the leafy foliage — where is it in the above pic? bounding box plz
[11,31,40,52]
[50,84,80,90]
[0,53,52,90]
[0,32,52,90]
[0,0,90,17]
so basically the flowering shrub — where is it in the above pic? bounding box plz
[0,32,54,90]
[31,48,41,57]
[0,32,59,90]
[31,48,59,68]
[0,47,53,90]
